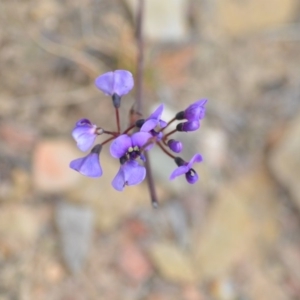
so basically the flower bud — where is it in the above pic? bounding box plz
[176,121,199,132]
[167,139,183,153]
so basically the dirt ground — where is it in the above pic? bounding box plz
[1,0,300,299]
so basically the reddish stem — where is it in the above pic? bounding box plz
[157,142,177,159]
[123,124,136,134]
[163,129,177,141]
[115,107,121,133]
[160,117,176,132]
[101,136,115,146]
[135,0,144,114]
[103,130,119,137]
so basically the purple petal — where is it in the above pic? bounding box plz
[159,119,167,128]
[169,165,189,180]
[140,119,158,132]
[113,70,134,97]
[72,125,97,152]
[168,140,183,153]
[95,71,114,96]
[187,154,203,168]
[195,99,207,120]
[149,104,164,120]
[184,99,207,121]
[154,131,163,141]
[112,161,146,191]
[185,170,199,184]
[194,99,208,106]
[131,132,153,151]
[75,118,92,126]
[111,167,125,191]
[70,153,102,178]
[178,121,200,132]
[110,134,132,158]
[123,161,146,186]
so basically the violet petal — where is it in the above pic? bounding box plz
[131,132,153,150]
[110,134,132,158]
[113,70,134,97]
[72,125,97,152]
[123,161,146,186]
[140,119,158,132]
[95,71,114,96]
[187,154,203,168]
[185,170,199,184]
[112,167,125,191]
[169,165,189,180]
[70,153,102,178]
[149,104,164,120]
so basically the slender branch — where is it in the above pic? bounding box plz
[123,124,136,134]
[157,142,177,159]
[103,130,119,137]
[101,136,115,146]
[160,117,176,132]
[144,152,158,208]
[163,129,177,141]
[135,0,158,208]
[135,0,144,114]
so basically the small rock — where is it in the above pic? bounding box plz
[269,114,300,210]
[182,285,203,300]
[149,242,197,283]
[33,139,81,193]
[56,202,94,273]
[0,122,38,152]
[208,278,237,300]
[212,0,297,37]
[193,168,279,280]
[10,168,31,202]
[125,0,188,42]
[125,218,149,239]
[118,239,152,283]
[0,205,40,256]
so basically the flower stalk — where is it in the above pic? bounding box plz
[68,1,208,207]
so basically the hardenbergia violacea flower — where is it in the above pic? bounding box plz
[70,69,207,206]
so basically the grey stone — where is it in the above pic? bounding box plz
[125,0,188,42]
[56,202,94,273]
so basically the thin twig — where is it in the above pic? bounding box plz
[135,0,144,114]
[144,152,158,208]
[135,0,158,208]
[157,142,176,159]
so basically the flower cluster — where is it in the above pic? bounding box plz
[70,70,207,192]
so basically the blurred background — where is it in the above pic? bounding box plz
[1,0,300,299]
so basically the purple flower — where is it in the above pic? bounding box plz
[167,139,183,153]
[72,118,99,152]
[112,160,146,191]
[110,132,153,161]
[70,144,103,178]
[140,104,167,132]
[176,99,207,121]
[176,121,200,132]
[110,132,153,191]
[95,70,134,97]
[170,154,202,184]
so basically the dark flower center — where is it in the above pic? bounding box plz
[120,146,141,164]
[187,168,196,177]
